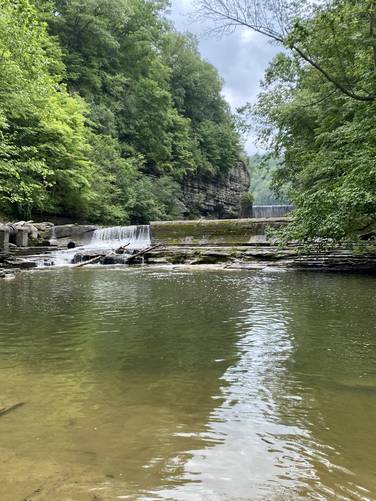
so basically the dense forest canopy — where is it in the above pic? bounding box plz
[198,0,376,243]
[0,0,241,223]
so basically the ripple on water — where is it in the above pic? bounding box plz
[0,268,375,500]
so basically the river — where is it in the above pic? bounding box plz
[0,267,375,500]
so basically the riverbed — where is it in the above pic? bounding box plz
[0,268,375,500]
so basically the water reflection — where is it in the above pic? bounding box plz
[149,272,376,500]
[0,269,375,500]
[0,269,242,499]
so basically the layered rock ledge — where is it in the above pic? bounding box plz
[181,162,251,219]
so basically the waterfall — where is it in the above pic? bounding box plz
[90,225,151,250]
[37,225,151,267]
[251,205,293,218]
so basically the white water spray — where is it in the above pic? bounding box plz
[90,225,151,250]
[38,225,151,267]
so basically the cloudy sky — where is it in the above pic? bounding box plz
[169,0,279,153]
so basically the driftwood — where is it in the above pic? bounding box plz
[125,244,161,263]
[115,243,130,254]
[72,243,161,268]
[72,255,103,268]
[0,402,25,417]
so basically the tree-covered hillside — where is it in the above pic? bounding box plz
[0,0,241,223]
[198,0,376,243]
[247,155,289,205]
[253,0,376,242]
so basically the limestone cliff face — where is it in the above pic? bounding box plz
[181,162,250,219]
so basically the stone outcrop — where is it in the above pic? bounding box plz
[181,162,250,219]
[143,245,376,272]
[44,224,98,246]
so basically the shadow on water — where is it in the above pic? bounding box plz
[0,268,375,499]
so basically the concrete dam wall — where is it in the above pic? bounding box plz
[251,205,293,218]
[150,218,288,246]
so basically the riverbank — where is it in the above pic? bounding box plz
[1,219,376,275]
[1,243,376,276]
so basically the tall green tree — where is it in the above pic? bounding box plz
[46,0,240,170]
[198,0,376,241]
[0,0,242,222]
[0,0,93,218]
[252,1,376,242]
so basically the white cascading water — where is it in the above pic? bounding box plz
[251,205,293,218]
[90,225,151,250]
[39,225,151,267]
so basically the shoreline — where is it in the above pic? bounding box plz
[2,243,376,277]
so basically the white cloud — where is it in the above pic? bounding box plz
[240,28,256,44]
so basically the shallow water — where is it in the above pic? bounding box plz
[0,268,375,500]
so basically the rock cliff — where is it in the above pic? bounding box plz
[181,162,250,219]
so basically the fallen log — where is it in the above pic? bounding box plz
[126,244,161,263]
[72,255,104,268]
[72,243,161,268]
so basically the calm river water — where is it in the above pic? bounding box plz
[0,268,375,500]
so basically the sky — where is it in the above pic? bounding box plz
[169,0,279,154]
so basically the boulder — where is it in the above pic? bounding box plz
[33,222,54,232]
[101,254,132,265]
[45,224,98,246]
[71,249,103,264]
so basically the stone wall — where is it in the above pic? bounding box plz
[181,162,250,219]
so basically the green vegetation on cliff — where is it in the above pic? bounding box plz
[0,0,241,223]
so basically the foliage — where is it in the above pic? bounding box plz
[196,0,376,102]
[1,0,241,222]
[250,0,376,242]
[247,154,289,205]
[0,0,93,218]
[45,0,241,216]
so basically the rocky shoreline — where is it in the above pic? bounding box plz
[1,244,376,277]
[145,245,376,272]
[1,221,376,277]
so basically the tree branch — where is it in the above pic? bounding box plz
[196,0,376,102]
[291,44,375,101]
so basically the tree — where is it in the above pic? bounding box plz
[195,0,376,102]
[0,0,93,218]
[0,0,243,222]
[252,4,376,242]
[248,155,288,205]
[42,0,242,219]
